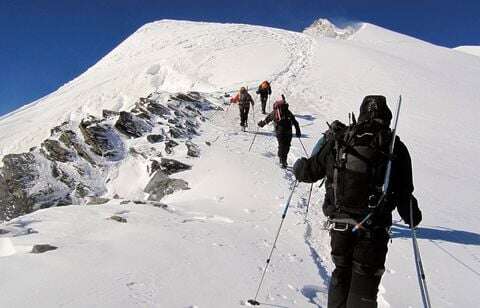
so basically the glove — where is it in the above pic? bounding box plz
[292,158,307,181]
[296,131,301,138]
[258,120,265,128]
[398,195,422,228]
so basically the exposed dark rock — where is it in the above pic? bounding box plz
[205,141,211,146]
[147,134,165,143]
[174,110,186,118]
[80,121,124,161]
[110,215,127,223]
[175,123,185,129]
[168,118,179,125]
[144,171,189,201]
[165,139,179,154]
[136,112,152,120]
[33,190,72,209]
[169,127,187,139]
[149,160,161,175]
[113,194,120,199]
[150,202,168,209]
[160,158,192,175]
[31,244,57,254]
[2,153,38,190]
[185,118,199,128]
[102,109,120,118]
[171,93,196,102]
[59,130,95,165]
[147,102,171,116]
[50,121,69,137]
[115,111,153,138]
[120,200,130,205]
[181,108,199,118]
[185,141,201,157]
[0,174,17,221]
[187,127,199,136]
[87,197,110,205]
[41,139,75,163]
[0,229,9,234]
[50,162,75,189]
[133,200,147,204]
[75,183,91,198]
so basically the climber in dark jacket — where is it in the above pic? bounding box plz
[292,95,422,308]
[258,96,300,168]
[256,81,272,114]
[231,87,255,130]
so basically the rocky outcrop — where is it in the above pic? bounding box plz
[144,171,189,201]
[186,141,201,157]
[0,91,216,221]
[31,244,57,254]
[165,139,179,154]
[102,109,120,118]
[169,127,187,139]
[159,158,192,175]
[147,134,165,143]
[80,120,125,161]
[41,139,75,163]
[115,111,153,138]
[147,102,171,116]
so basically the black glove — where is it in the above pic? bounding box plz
[296,131,301,138]
[293,158,307,181]
[258,120,265,128]
[398,195,422,228]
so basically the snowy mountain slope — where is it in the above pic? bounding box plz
[1,19,480,307]
[454,45,480,57]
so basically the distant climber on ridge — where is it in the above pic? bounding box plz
[231,87,255,131]
[256,81,272,114]
[258,95,300,168]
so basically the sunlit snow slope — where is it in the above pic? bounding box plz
[1,20,480,308]
[454,45,480,57]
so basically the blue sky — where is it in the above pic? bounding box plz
[1,0,479,116]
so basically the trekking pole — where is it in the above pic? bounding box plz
[298,136,308,156]
[297,136,318,220]
[305,178,325,220]
[247,181,299,306]
[410,198,432,308]
[248,126,259,152]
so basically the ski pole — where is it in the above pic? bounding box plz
[297,136,318,220]
[248,181,299,306]
[248,126,259,152]
[305,178,325,220]
[410,198,432,308]
[298,136,308,156]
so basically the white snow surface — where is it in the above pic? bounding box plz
[454,45,480,57]
[1,19,480,307]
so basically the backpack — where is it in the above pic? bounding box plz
[330,120,392,215]
[273,99,289,122]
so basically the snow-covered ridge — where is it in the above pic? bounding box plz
[454,45,480,57]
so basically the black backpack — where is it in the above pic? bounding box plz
[331,121,393,214]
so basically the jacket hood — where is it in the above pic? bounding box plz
[358,95,392,126]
